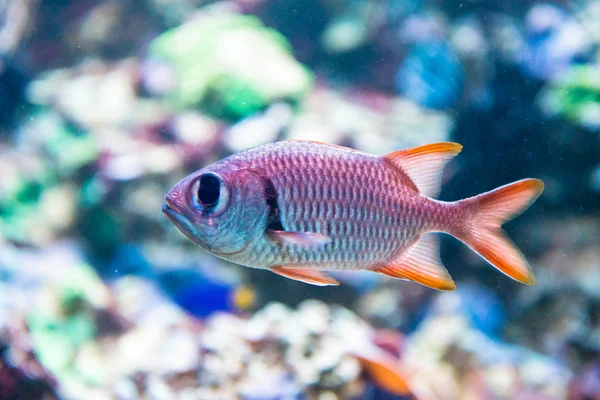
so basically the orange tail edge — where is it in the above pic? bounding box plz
[456,178,544,285]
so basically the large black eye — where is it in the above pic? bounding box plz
[197,174,221,208]
[192,172,230,215]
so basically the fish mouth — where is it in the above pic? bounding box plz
[162,203,197,236]
[162,203,177,223]
[163,195,184,214]
[162,203,216,252]
[161,204,179,227]
[161,202,248,258]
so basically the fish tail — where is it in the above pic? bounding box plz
[453,178,544,285]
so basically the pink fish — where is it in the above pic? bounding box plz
[162,141,544,290]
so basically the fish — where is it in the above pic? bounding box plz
[162,141,544,290]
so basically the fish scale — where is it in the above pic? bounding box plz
[244,144,421,269]
[164,140,544,290]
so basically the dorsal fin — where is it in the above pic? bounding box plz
[383,142,462,198]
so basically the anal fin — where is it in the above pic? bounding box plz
[373,234,456,291]
[270,266,339,286]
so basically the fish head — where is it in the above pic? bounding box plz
[162,163,270,257]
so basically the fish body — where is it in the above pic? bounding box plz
[163,141,544,290]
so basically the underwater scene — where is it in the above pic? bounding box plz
[0,0,599,399]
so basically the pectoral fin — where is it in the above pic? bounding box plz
[270,266,339,286]
[267,230,332,247]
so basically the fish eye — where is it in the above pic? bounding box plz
[198,174,220,207]
[193,172,229,214]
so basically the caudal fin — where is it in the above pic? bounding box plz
[457,179,544,285]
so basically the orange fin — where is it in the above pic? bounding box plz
[267,230,332,247]
[373,234,456,291]
[457,178,544,285]
[353,353,411,396]
[270,266,339,286]
[383,142,462,198]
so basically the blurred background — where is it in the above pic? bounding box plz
[0,0,599,399]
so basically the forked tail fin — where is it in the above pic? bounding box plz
[456,179,544,285]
